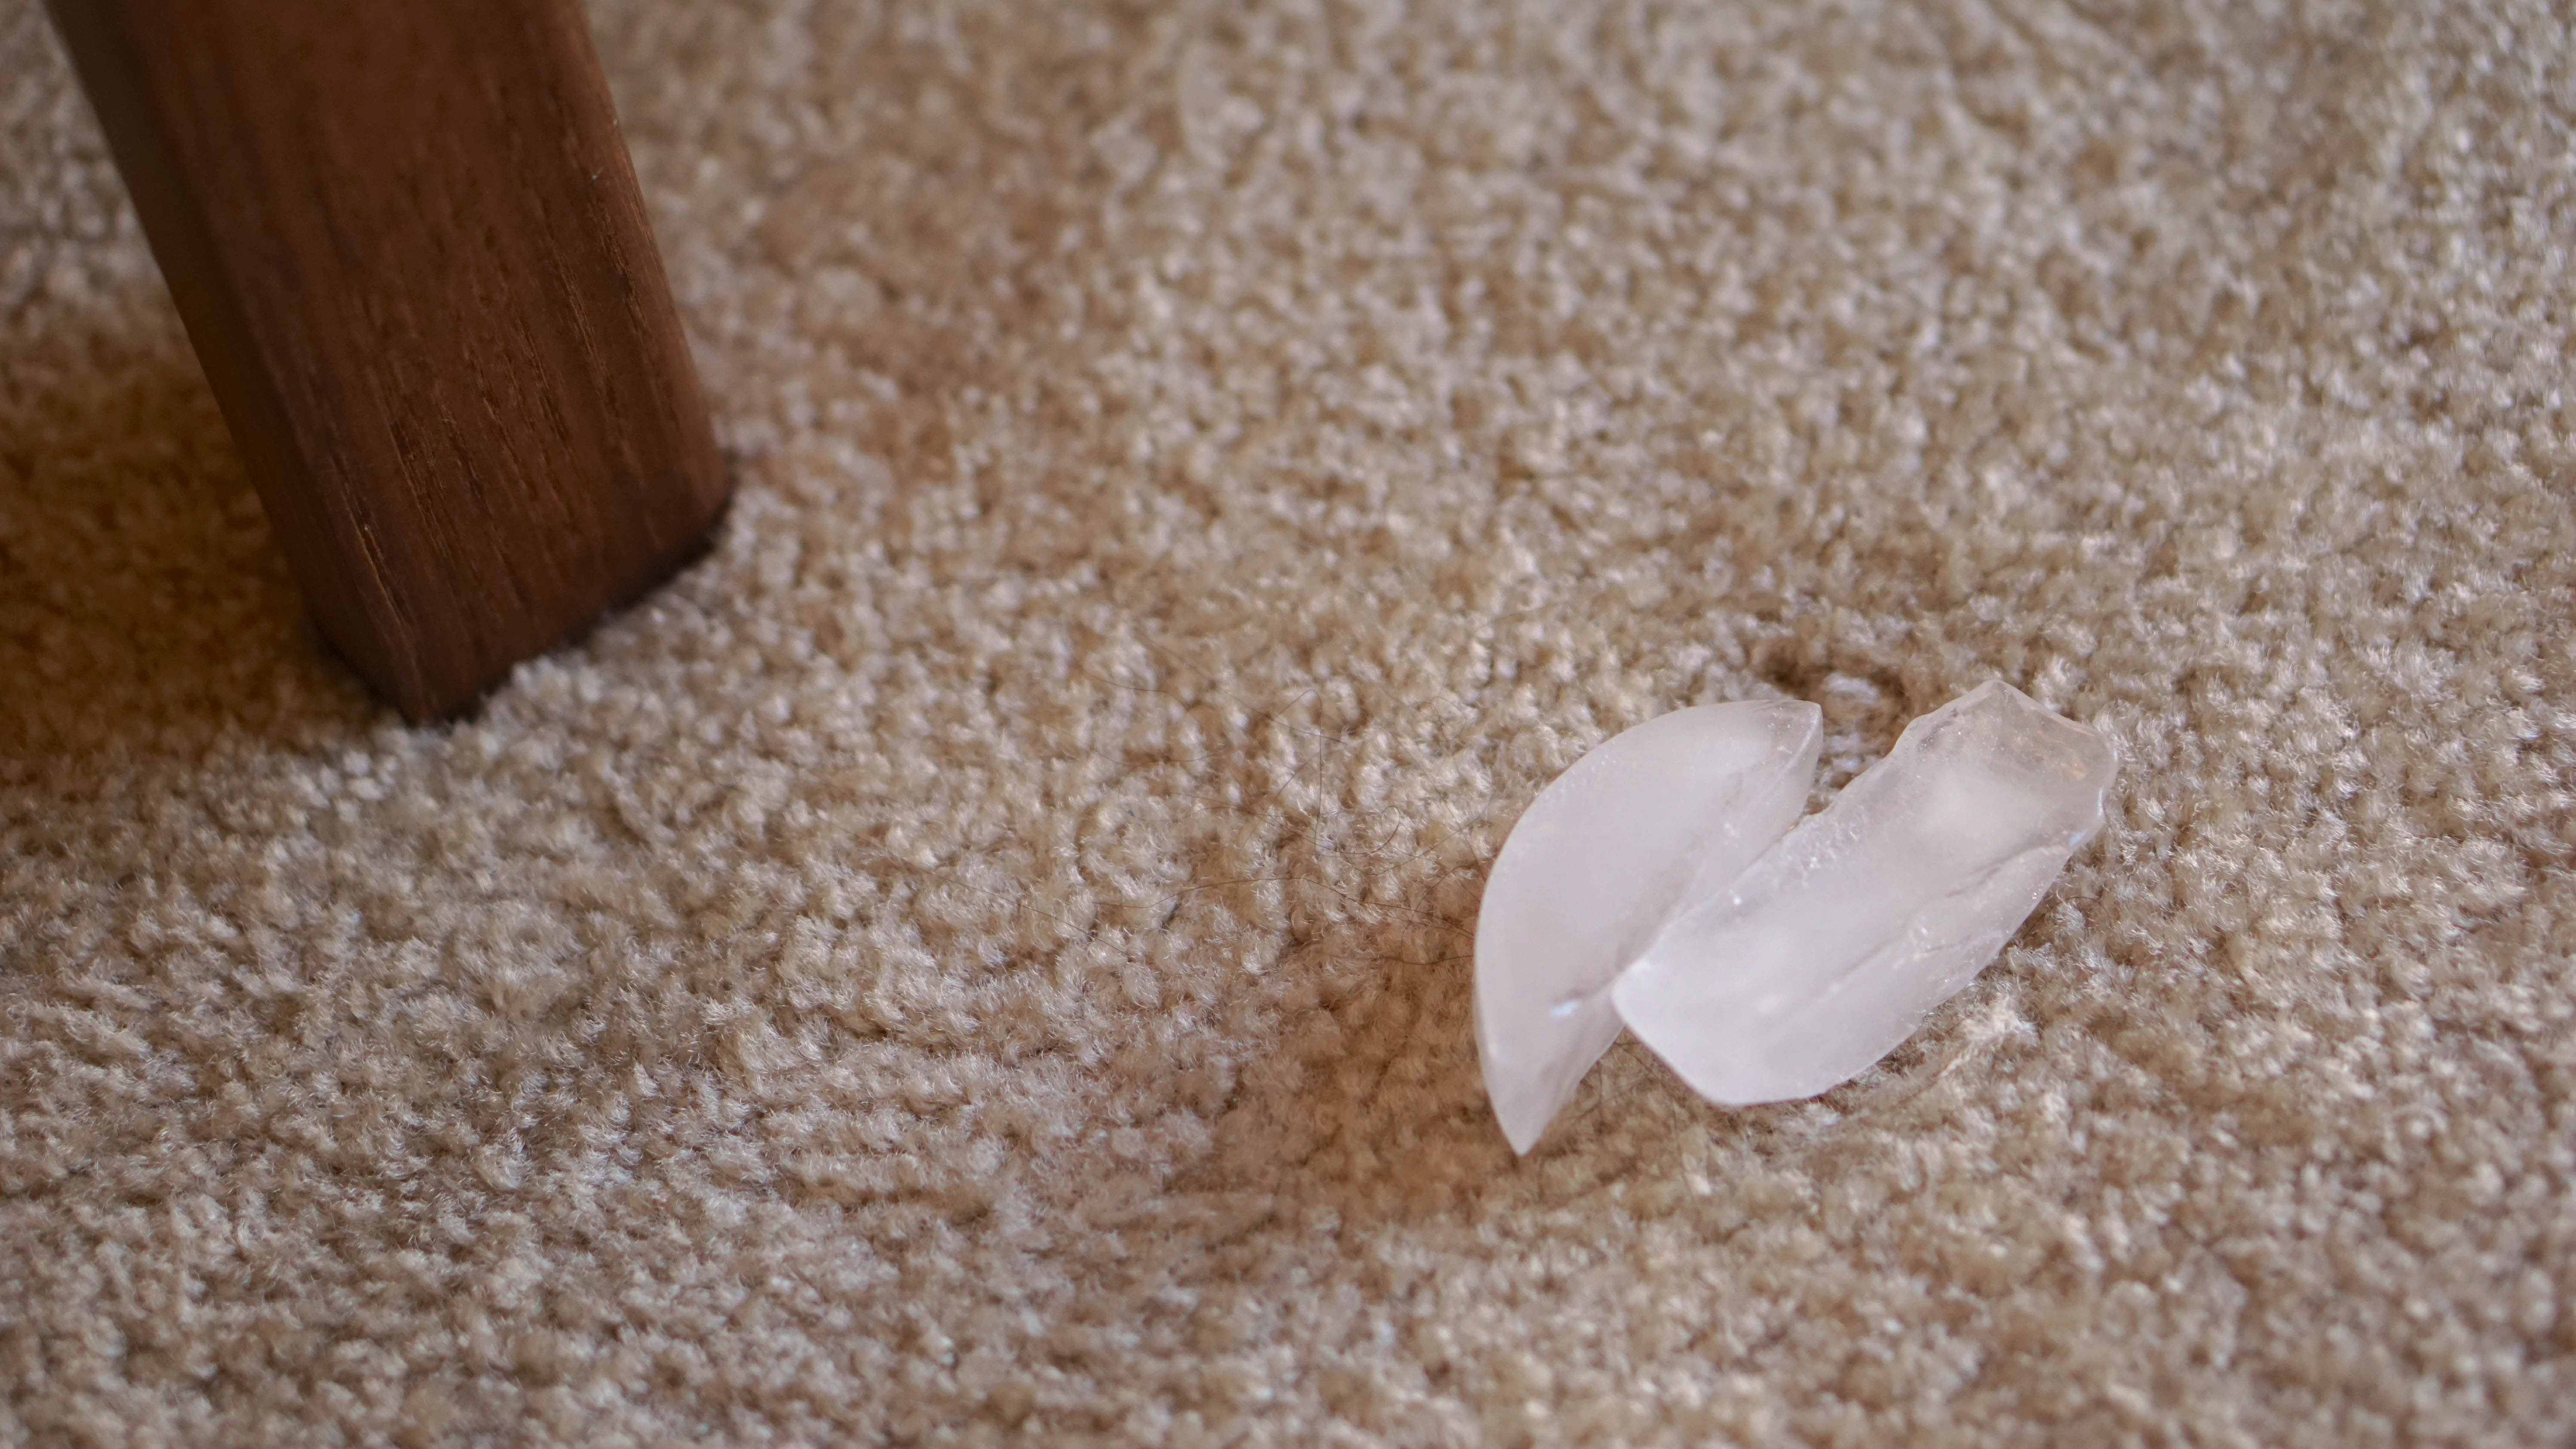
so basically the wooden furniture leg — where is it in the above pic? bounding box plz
[44,0,730,721]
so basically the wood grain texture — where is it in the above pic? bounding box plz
[44,0,729,720]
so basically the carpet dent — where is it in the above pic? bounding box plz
[6,0,2575,1443]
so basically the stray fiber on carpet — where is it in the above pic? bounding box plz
[4,0,2573,1443]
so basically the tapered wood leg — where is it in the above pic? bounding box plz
[45,0,730,720]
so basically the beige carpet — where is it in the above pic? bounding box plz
[6,0,2573,1442]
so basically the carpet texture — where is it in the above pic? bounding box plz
[5,0,2574,1442]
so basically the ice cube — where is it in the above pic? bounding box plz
[1475,700,1823,1153]
[1610,682,2117,1106]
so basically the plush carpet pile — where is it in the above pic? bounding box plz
[5,0,2573,1442]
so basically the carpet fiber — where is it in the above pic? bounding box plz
[5,0,2573,1443]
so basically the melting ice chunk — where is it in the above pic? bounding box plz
[1611,681,2118,1106]
[1476,700,1823,1154]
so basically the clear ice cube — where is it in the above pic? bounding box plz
[1475,700,1823,1153]
[1610,681,2117,1106]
